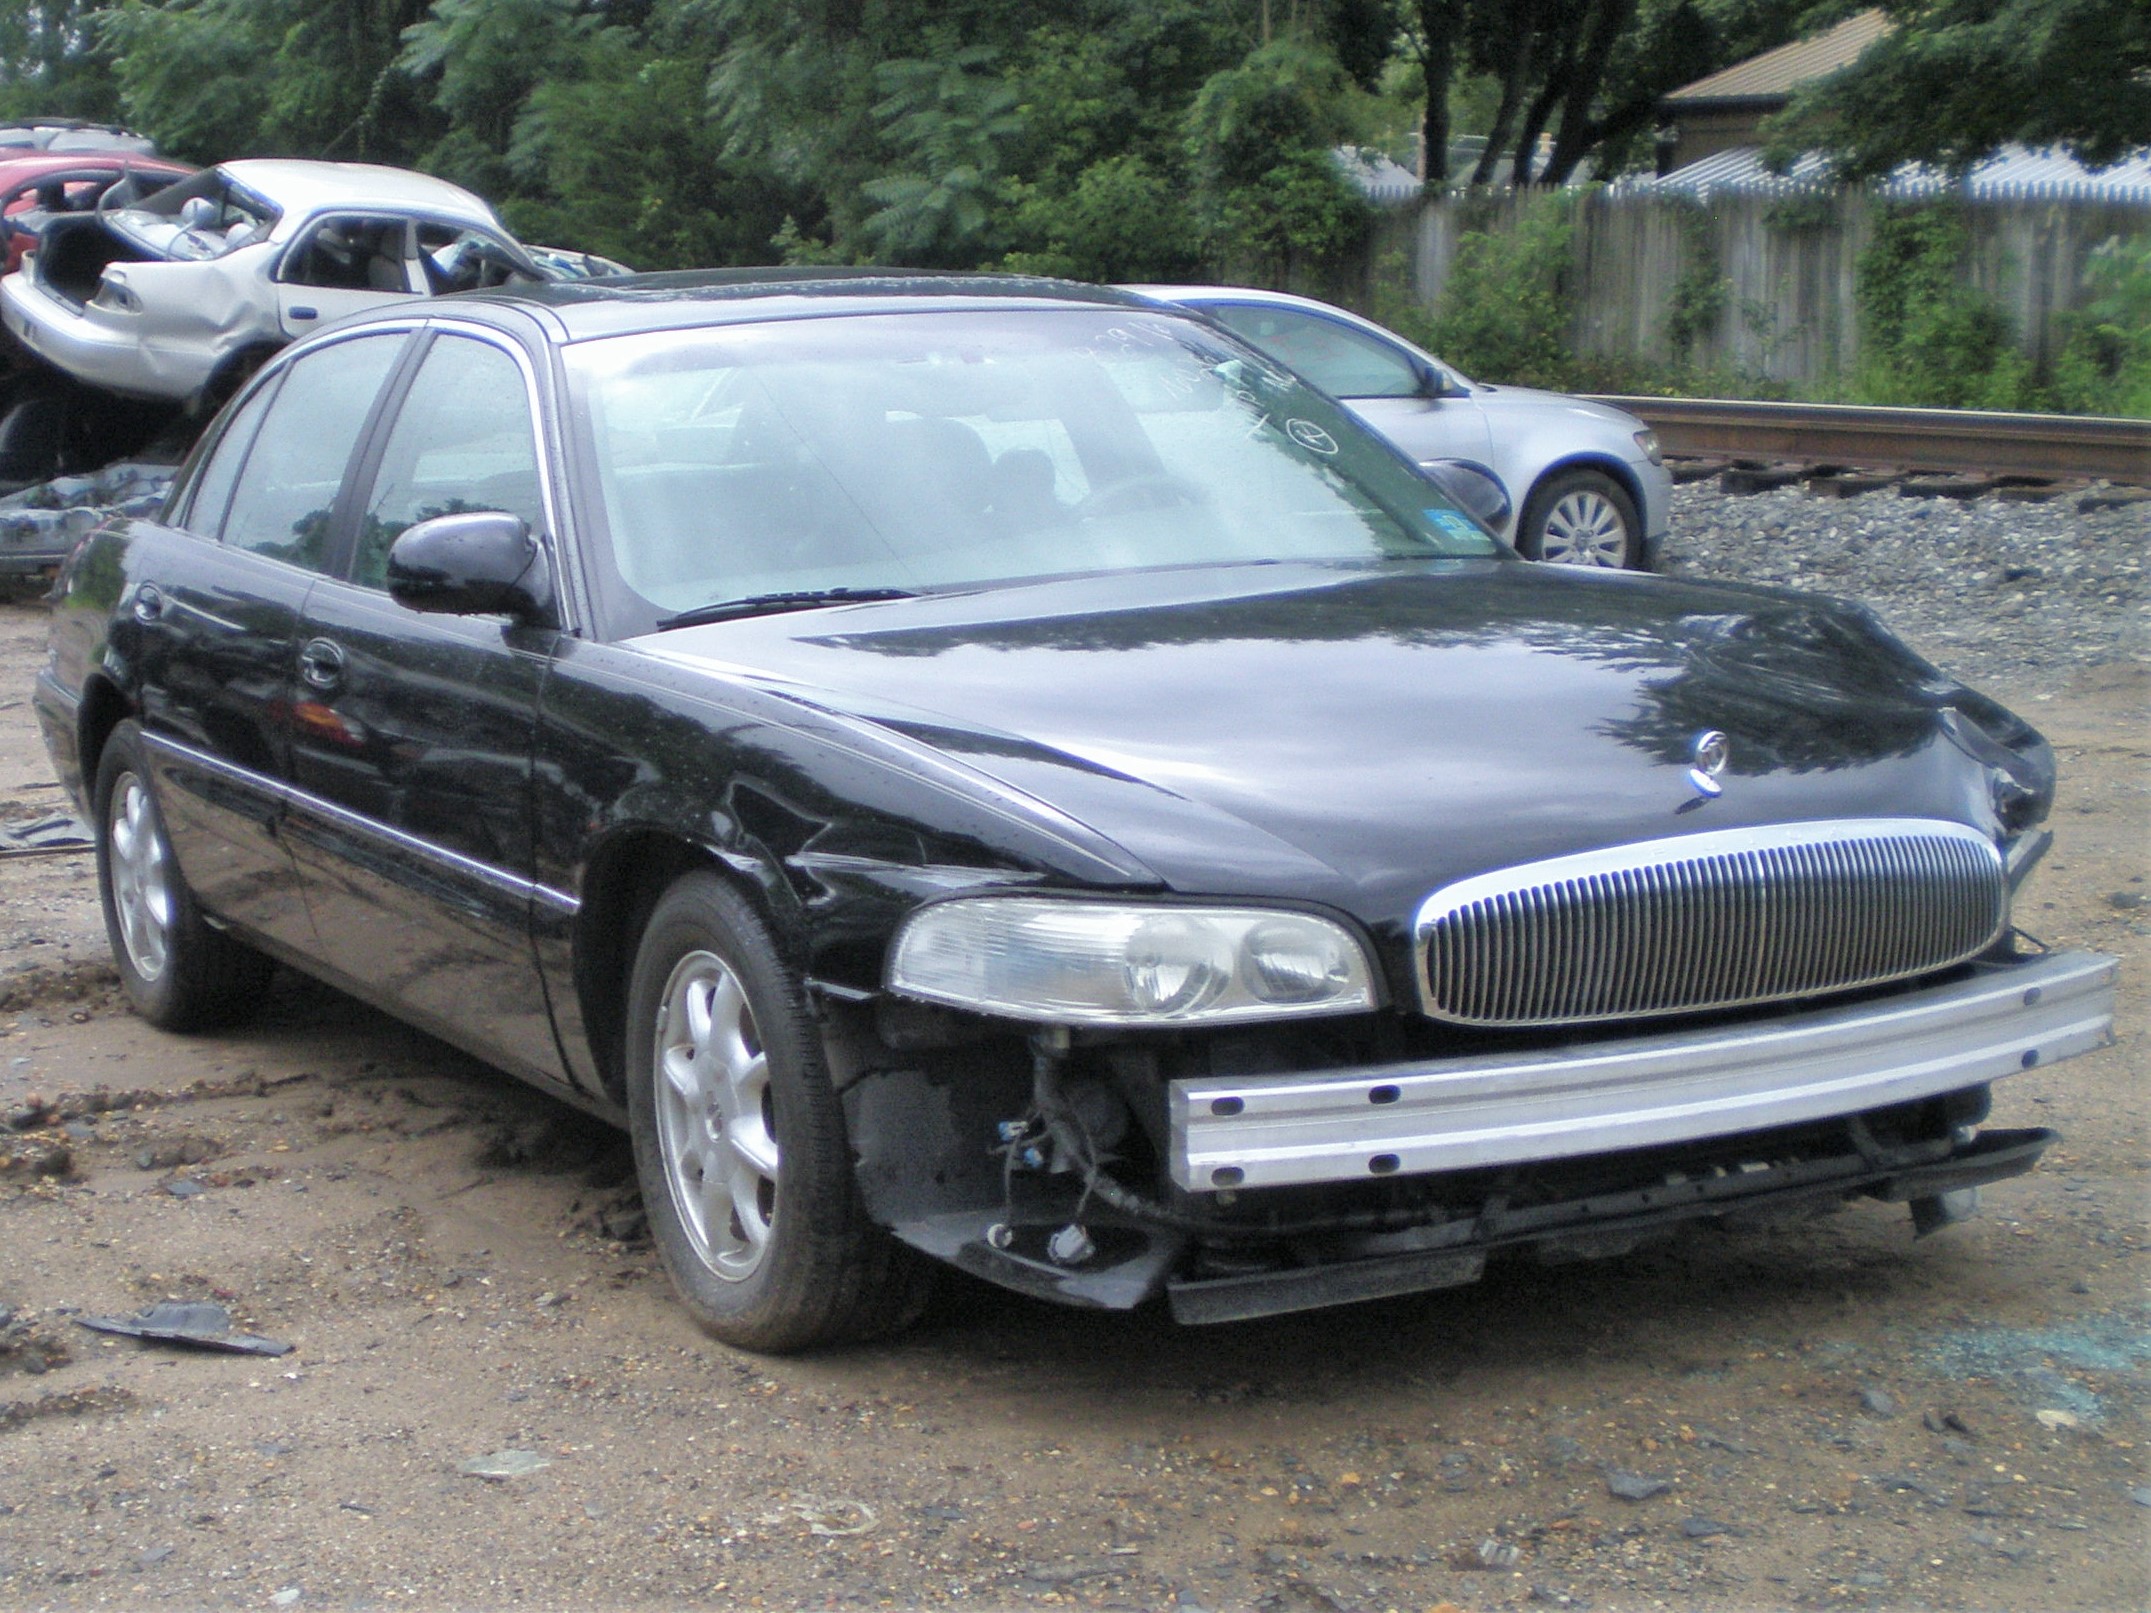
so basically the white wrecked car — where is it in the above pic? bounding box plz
[0,159,540,407]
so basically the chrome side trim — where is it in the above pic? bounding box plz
[140,730,580,915]
[1414,817,2006,1026]
[1171,950,2116,1192]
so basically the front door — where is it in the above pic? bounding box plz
[278,329,571,1089]
[1201,302,1494,468]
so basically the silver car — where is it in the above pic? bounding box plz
[1,159,539,407]
[1126,285,1672,568]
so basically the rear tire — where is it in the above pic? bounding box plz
[1518,469,1641,569]
[625,871,930,1352]
[94,720,273,1030]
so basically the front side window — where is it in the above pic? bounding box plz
[218,334,405,572]
[1205,305,1424,400]
[350,334,543,589]
[415,222,537,295]
[566,308,1500,632]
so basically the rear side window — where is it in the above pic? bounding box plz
[218,334,405,572]
[350,334,543,589]
[178,377,279,538]
[1205,305,1423,400]
[282,216,411,292]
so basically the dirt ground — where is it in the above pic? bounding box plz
[0,594,2143,1613]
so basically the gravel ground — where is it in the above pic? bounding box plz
[1659,482,2149,694]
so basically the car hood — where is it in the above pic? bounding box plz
[635,561,2028,926]
[1468,383,1646,438]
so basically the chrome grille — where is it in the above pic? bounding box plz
[1416,819,2006,1027]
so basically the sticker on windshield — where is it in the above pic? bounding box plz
[1423,507,1484,541]
[1283,419,1338,456]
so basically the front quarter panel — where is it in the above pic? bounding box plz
[531,637,1164,1101]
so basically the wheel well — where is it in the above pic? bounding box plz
[1522,456,1644,527]
[75,676,131,815]
[195,342,282,416]
[572,831,724,1105]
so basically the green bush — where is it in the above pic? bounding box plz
[1851,205,2039,410]
[2051,234,2151,419]
[1419,194,1576,389]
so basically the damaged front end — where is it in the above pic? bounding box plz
[833,945,2116,1324]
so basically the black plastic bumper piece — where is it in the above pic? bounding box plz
[1162,1126,2056,1326]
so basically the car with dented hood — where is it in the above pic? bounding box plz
[32,270,2117,1350]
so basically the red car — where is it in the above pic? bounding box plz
[0,150,193,274]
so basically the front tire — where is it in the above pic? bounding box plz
[1518,469,1641,568]
[625,871,929,1352]
[94,720,274,1030]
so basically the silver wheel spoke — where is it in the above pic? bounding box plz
[725,1108,780,1179]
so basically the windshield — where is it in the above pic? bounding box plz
[565,307,1502,633]
[106,167,279,261]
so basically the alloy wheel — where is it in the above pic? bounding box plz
[652,949,780,1281]
[1537,488,1632,566]
[107,771,172,982]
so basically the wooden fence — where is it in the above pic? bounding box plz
[1349,188,2149,385]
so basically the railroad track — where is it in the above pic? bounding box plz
[1585,397,2151,489]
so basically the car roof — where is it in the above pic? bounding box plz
[0,151,190,181]
[427,267,1164,342]
[1122,284,1353,313]
[217,159,502,225]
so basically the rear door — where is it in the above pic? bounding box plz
[126,329,409,953]
[279,325,575,1092]
[274,214,416,341]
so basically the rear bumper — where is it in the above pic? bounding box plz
[1171,950,2117,1193]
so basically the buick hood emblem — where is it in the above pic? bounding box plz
[1687,730,1731,798]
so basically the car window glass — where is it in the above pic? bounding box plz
[178,375,281,539]
[1205,305,1422,400]
[350,335,543,589]
[567,309,1498,626]
[414,223,532,295]
[219,334,404,571]
[283,216,410,292]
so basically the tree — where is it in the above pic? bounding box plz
[1766,0,2151,178]
[0,0,124,122]
[1442,0,1808,186]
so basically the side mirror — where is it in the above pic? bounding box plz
[1419,364,1467,400]
[386,510,554,624]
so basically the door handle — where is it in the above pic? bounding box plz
[298,637,345,691]
[288,305,318,321]
[131,583,163,623]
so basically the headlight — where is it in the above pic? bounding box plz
[1632,429,1662,465]
[887,898,1379,1026]
[94,278,141,314]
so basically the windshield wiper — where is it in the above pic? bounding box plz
[653,587,918,631]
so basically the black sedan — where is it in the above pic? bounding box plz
[34,272,2116,1351]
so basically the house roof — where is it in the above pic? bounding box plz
[1663,9,1890,107]
[1332,146,1422,204]
[1615,142,2151,206]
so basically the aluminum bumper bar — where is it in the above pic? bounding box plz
[1170,951,2116,1192]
